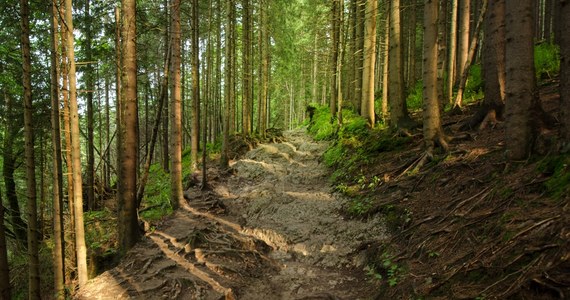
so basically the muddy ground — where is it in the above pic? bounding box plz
[75,129,385,300]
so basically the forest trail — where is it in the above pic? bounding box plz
[75,129,386,300]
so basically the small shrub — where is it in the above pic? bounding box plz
[406,80,423,112]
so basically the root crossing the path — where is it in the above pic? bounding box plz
[75,129,386,300]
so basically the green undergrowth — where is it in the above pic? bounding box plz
[307,105,412,217]
[535,42,560,79]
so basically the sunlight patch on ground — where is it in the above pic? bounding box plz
[284,191,334,202]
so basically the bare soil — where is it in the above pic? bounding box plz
[75,129,386,300]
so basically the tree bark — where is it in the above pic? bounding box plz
[447,0,459,104]
[559,0,570,149]
[65,0,89,287]
[505,0,539,160]
[221,0,234,168]
[243,0,252,135]
[361,0,377,127]
[260,0,269,136]
[388,0,412,129]
[191,0,201,171]
[330,0,340,120]
[20,0,41,297]
[0,190,9,300]
[423,0,448,152]
[457,0,471,83]
[118,0,141,253]
[50,0,66,297]
[85,0,95,211]
[170,0,183,210]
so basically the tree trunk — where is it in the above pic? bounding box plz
[447,0,459,104]
[170,0,183,210]
[191,0,201,172]
[243,0,252,135]
[0,190,9,300]
[20,0,41,297]
[85,0,95,211]
[118,0,141,252]
[330,0,340,120]
[2,93,27,247]
[461,0,505,131]
[361,0,377,127]
[423,0,448,153]
[559,0,570,148]
[161,0,170,173]
[65,0,89,287]
[388,0,412,128]
[505,0,539,160]
[457,0,471,83]
[260,0,269,137]
[50,0,66,297]
[381,13,390,122]
[221,0,233,168]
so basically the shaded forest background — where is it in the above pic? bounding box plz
[0,0,569,299]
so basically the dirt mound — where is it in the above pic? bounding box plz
[75,129,385,299]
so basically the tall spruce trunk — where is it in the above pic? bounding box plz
[20,0,41,297]
[170,0,183,210]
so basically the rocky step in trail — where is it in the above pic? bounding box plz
[76,129,386,300]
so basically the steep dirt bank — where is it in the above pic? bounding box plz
[75,129,385,299]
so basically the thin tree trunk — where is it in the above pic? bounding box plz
[50,0,66,297]
[457,0,471,83]
[260,0,269,137]
[243,0,252,135]
[388,0,411,128]
[453,0,488,108]
[330,0,340,120]
[381,13,390,122]
[65,0,89,287]
[20,0,41,297]
[170,0,183,210]
[191,0,201,171]
[85,0,95,211]
[559,0,570,147]
[0,189,9,300]
[221,0,233,168]
[447,0,459,104]
[361,0,377,127]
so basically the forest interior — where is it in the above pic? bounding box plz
[0,0,569,299]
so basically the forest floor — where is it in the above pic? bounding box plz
[75,80,569,300]
[75,129,386,299]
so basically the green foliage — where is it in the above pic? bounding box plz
[307,105,337,141]
[368,250,404,287]
[464,64,484,103]
[535,43,560,79]
[406,80,424,112]
[140,163,173,221]
[84,209,117,254]
[347,197,373,216]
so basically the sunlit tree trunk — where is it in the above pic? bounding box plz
[457,0,470,83]
[505,0,539,160]
[161,0,170,172]
[423,0,448,153]
[20,0,41,297]
[221,0,234,168]
[361,0,377,127]
[118,0,141,253]
[381,13,390,122]
[170,0,183,210]
[260,0,269,137]
[447,0,458,104]
[50,0,65,297]
[330,0,340,120]
[64,0,89,287]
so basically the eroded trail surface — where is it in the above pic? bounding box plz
[76,130,385,300]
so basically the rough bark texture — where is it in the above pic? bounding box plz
[50,0,65,297]
[505,0,539,160]
[388,0,411,128]
[330,0,340,120]
[423,0,446,151]
[361,0,377,127]
[118,0,141,253]
[260,0,269,136]
[65,0,89,286]
[560,0,570,148]
[447,0,458,104]
[170,0,183,210]
[462,0,505,131]
[20,0,41,297]
[221,0,233,168]
[85,0,95,211]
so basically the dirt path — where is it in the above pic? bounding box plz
[76,129,386,300]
